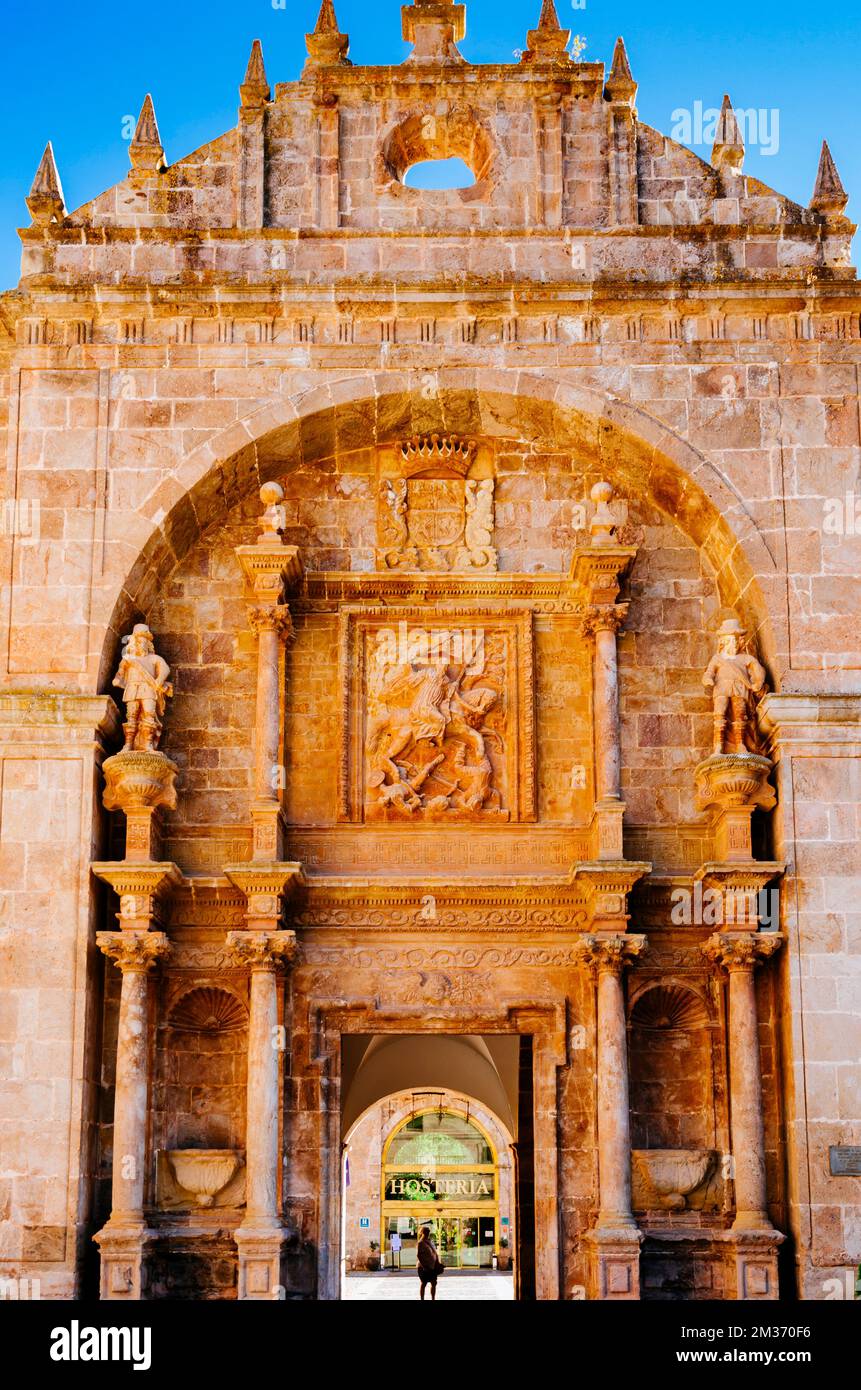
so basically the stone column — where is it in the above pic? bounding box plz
[93,930,170,1299]
[703,931,785,1299]
[235,482,302,861]
[570,481,636,862]
[586,607,625,804]
[226,929,296,1299]
[575,932,646,1299]
[249,605,292,811]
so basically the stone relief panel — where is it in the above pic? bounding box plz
[338,608,535,822]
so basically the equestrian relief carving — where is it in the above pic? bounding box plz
[365,628,508,819]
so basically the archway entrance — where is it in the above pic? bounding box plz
[381,1107,503,1271]
[339,1034,528,1301]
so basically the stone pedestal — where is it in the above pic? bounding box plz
[101,749,179,861]
[93,930,170,1299]
[729,1229,783,1300]
[695,752,776,862]
[574,932,646,1299]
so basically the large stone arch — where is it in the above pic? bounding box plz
[98,369,782,687]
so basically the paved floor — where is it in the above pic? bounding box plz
[344,1272,514,1300]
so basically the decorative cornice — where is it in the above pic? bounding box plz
[0,693,121,738]
[91,862,185,896]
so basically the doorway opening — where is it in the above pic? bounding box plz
[339,1033,534,1300]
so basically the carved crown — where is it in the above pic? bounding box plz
[400,433,475,477]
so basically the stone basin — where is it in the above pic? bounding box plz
[633,1149,715,1210]
[167,1149,242,1206]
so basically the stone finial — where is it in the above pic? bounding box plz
[26,142,66,226]
[305,0,350,65]
[589,480,618,547]
[401,0,466,64]
[604,37,637,104]
[129,94,166,174]
[112,623,173,753]
[241,39,270,108]
[711,94,744,175]
[810,139,848,217]
[524,0,571,61]
[258,481,287,542]
[702,618,767,756]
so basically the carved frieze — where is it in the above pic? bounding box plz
[298,943,597,969]
[338,606,535,823]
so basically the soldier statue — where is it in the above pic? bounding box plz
[702,618,767,755]
[112,623,173,753]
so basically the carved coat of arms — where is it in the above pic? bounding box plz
[376,435,497,572]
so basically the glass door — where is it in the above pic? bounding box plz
[436,1215,461,1268]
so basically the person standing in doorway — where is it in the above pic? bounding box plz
[417,1225,441,1300]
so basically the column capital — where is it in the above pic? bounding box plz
[580,602,629,638]
[573,932,646,976]
[96,929,171,972]
[226,929,297,971]
[247,603,294,641]
[702,931,783,973]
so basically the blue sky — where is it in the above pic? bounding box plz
[2,0,858,289]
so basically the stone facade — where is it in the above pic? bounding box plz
[0,0,859,1301]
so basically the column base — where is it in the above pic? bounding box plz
[235,1221,289,1300]
[94,1219,156,1300]
[728,1226,784,1300]
[583,1222,642,1300]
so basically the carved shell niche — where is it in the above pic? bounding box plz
[168,987,248,1034]
[629,983,709,1031]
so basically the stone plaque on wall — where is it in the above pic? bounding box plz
[337,607,535,823]
[829,1146,861,1176]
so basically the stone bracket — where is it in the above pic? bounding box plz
[569,859,651,933]
[91,862,185,930]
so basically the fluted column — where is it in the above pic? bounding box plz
[575,932,645,1299]
[227,929,296,1299]
[94,930,170,1299]
[703,931,785,1298]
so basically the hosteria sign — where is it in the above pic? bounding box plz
[386,1173,495,1200]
